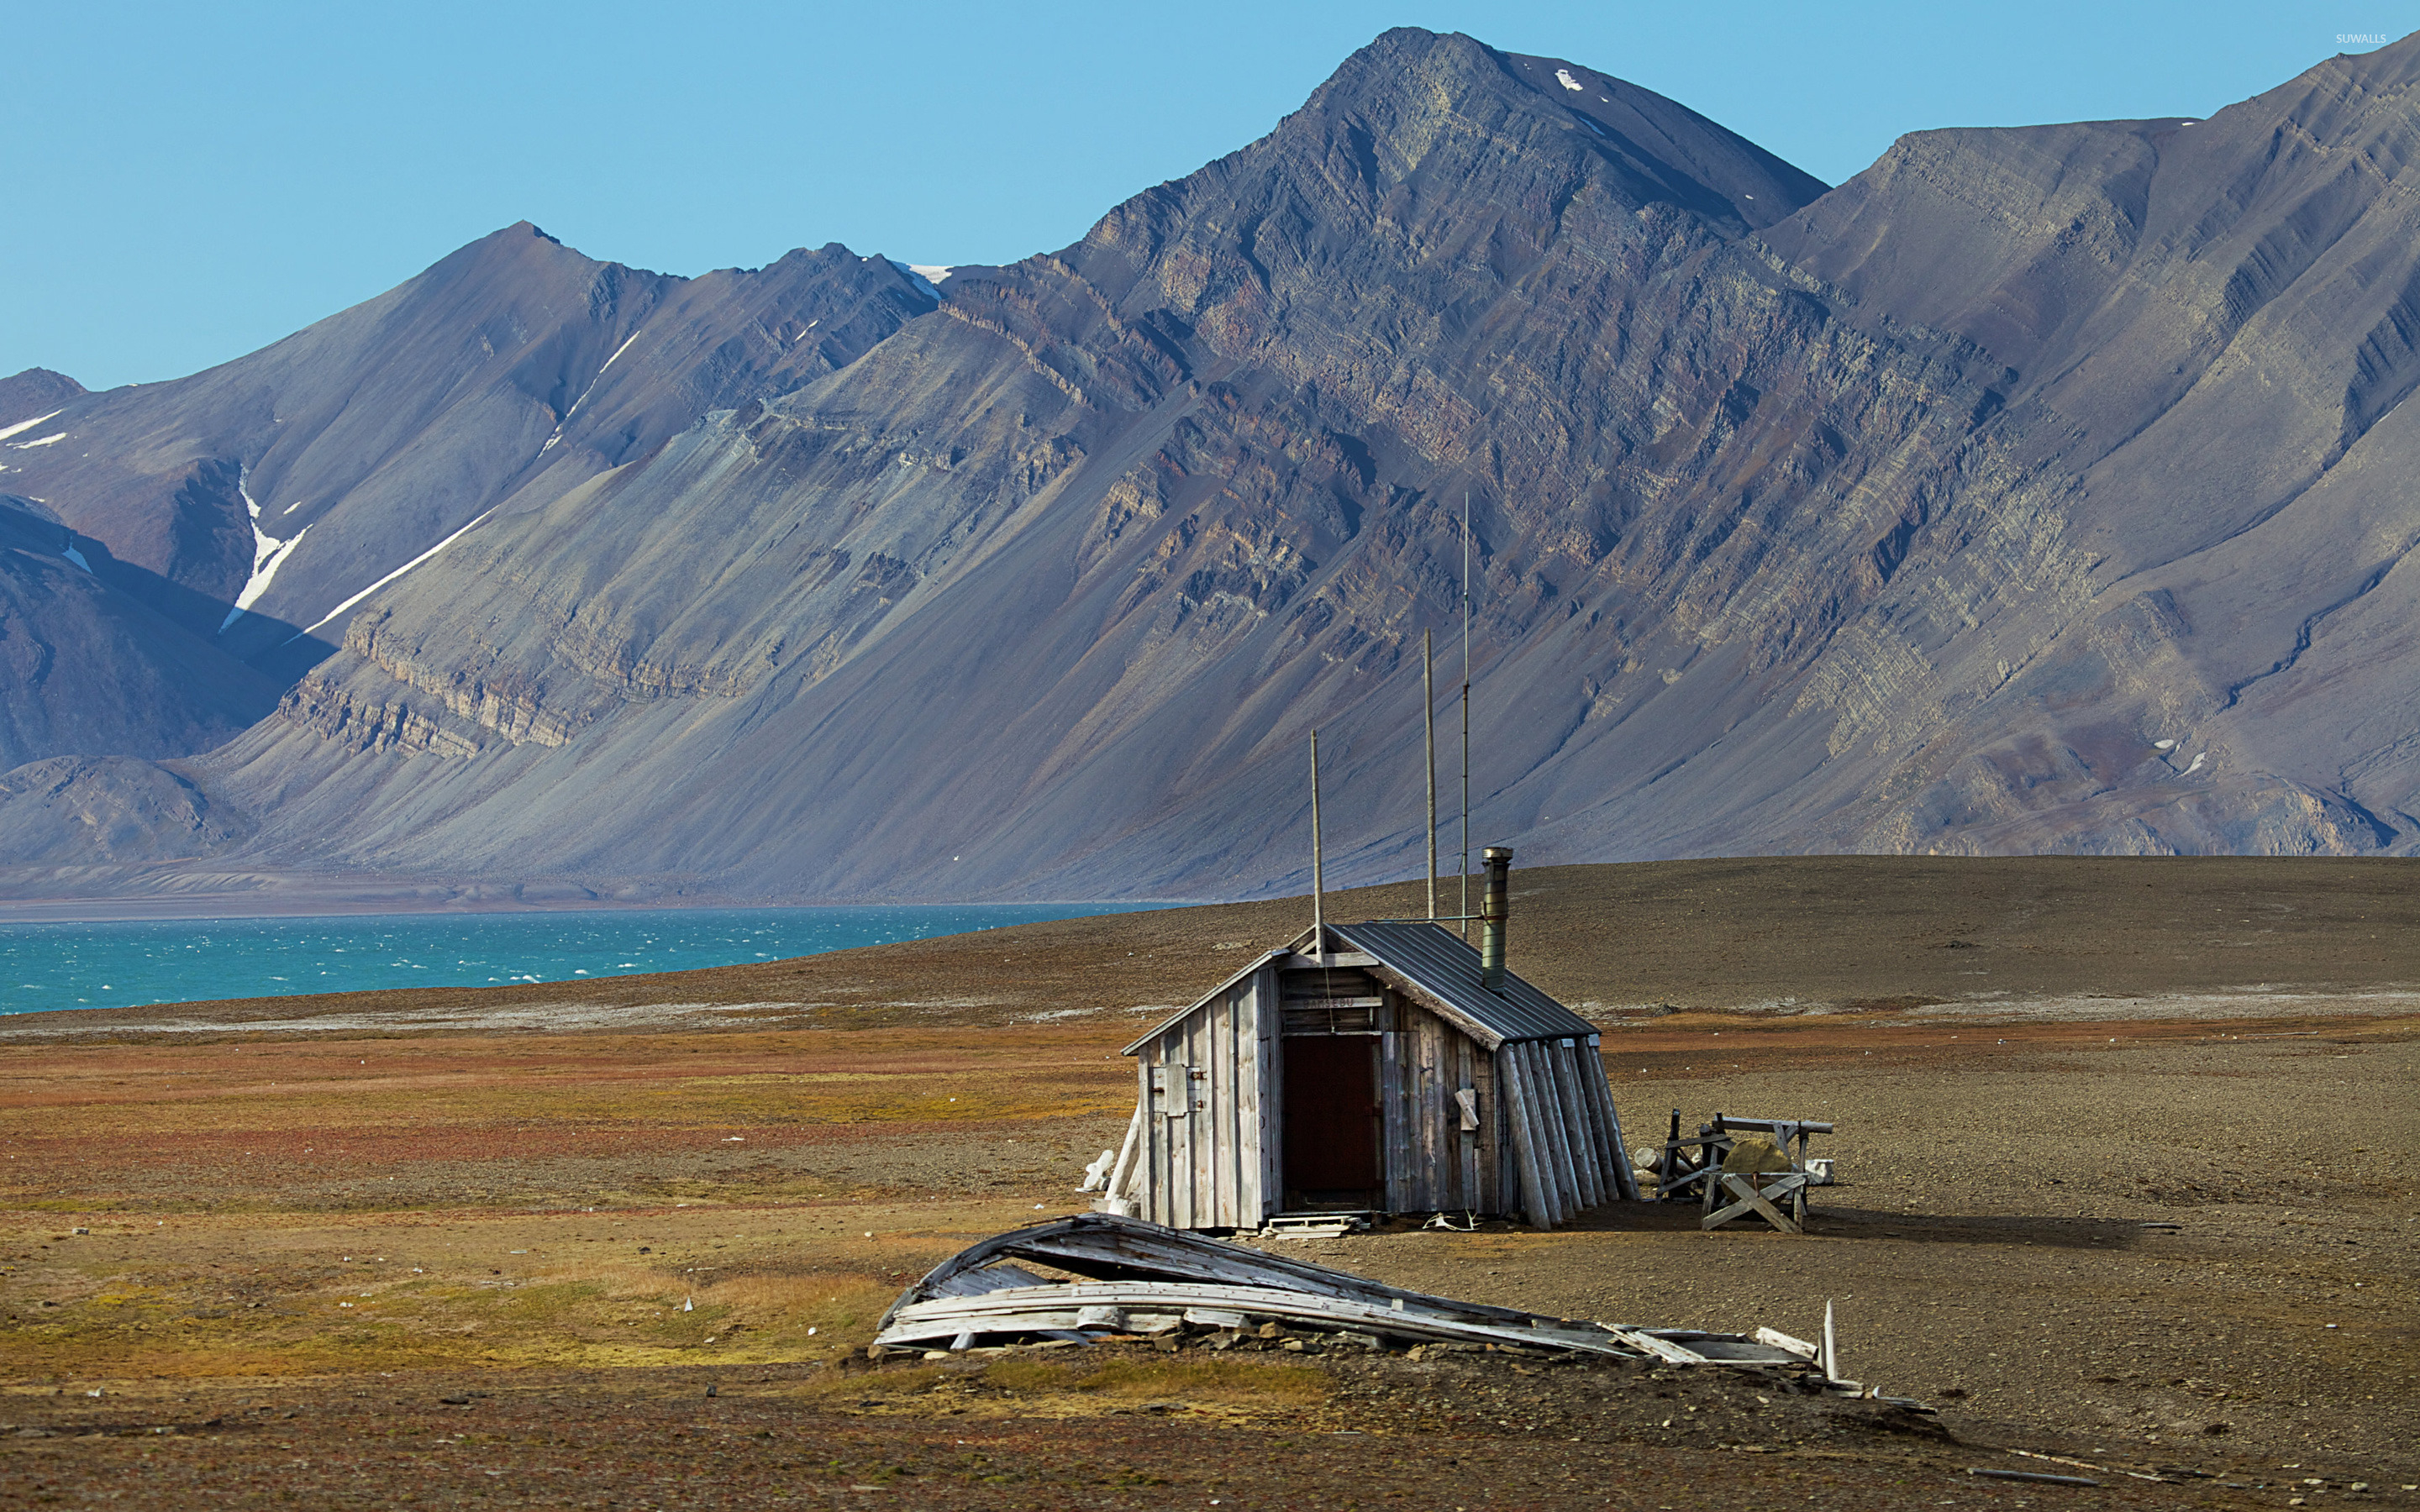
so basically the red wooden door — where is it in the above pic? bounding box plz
[1282,1037,1381,1205]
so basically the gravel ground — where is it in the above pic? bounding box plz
[1,858,2414,1507]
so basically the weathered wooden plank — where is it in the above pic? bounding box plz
[1172,1026,1195,1231]
[1574,1041,1622,1203]
[1186,1014,1213,1229]
[1520,1044,1579,1223]
[927,1262,1057,1299]
[1544,1042,1602,1210]
[1204,1007,1225,1226]
[1534,1044,1580,1222]
[1549,1049,1587,1214]
[1135,1058,1162,1223]
[1555,1042,1602,1210]
[1143,1048,1162,1224]
[1481,1048,1512,1215]
[1197,992,1220,1227]
[1403,1018,1425,1210]
[1436,1020,1460,1211]
[1379,1023,1410,1213]
[1752,1325,1819,1361]
[1496,1047,1558,1227]
[1213,986,1242,1227]
[1166,1042,1193,1231]
[1583,1036,1642,1202]
[1576,1037,1617,1200]
[1413,1011,1442,1211]
[890,1277,1626,1335]
[1255,965,1281,1221]
[1702,1173,1808,1233]
[1556,1037,1612,1207]
[1227,983,1249,1226]
[1453,1036,1481,1213]
[886,1213,1568,1336]
[880,1281,1639,1357]
[1397,1009,1422,1211]
[1488,1048,1516,1215]
[1210,991,1229,1229]
[1606,1327,1714,1364]
[1104,1100,1145,1209]
[1489,1047,1528,1222]
[1236,976,1263,1224]
[1200,1012,1219,1228]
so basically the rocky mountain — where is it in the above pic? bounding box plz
[0,231,935,675]
[0,496,284,769]
[2,27,2413,906]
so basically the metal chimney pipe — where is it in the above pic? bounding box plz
[1479,845,1512,993]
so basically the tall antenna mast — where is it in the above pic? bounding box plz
[1309,727,1326,953]
[1460,491,1472,942]
[1423,627,1437,921]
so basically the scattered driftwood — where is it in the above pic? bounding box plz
[1967,1467,2102,1487]
[872,1214,1860,1383]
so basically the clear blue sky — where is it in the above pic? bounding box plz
[6,2,2410,390]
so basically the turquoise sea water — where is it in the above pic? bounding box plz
[0,904,1155,1016]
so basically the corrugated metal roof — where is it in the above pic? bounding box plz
[1332,920,1597,1047]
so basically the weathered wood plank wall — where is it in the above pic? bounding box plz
[1129,967,1276,1229]
[1113,953,1635,1231]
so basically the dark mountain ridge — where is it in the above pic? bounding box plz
[1,27,2413,906]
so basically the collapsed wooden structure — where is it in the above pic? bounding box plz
[1655,1113,1836,1234]
[1095,914,1639,1231]
[873,1214,1836,1373]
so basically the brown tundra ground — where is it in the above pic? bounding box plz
[0,856,2413,1509]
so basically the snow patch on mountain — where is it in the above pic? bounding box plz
[220,475,309,632]
[292,509,496,641]
[889,260,950,302]
[0,409,65,443]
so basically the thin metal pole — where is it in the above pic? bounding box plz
[1310,728,1326,953]
[1459,492,1471,942]
[1423,628,1437,921]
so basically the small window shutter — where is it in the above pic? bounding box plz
[1153,1063,1190,1117]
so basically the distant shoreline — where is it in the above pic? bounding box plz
[0,900,1181,1020]
[0,890,1195,927]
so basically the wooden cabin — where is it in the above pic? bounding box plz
[1095,907,1639,1231]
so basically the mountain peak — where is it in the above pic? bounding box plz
[0,367,87,426]
[1307,27,1828,229]
[7,29,2417,908]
